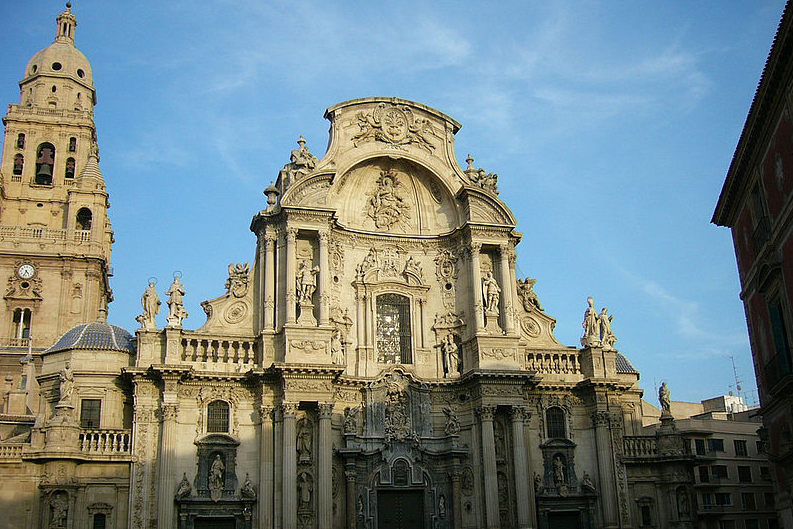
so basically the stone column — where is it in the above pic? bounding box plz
[450,468,463,529]
[273,406,283,529]
[355,290,365,370]
[477,405,499,529]
[264,229,277,332]
[592,410,618,528]
[282,403,298,529]
[157,403,179,529]
[345,469,357,529]
[285,228,298,324]
[259,405,274,529]
[318,403,333,529]
[318,231,330,327]
[469,242,484,333]
[510,406,534,529]
[499,244,515,335]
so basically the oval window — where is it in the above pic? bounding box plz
[31,65,38,74]
[77,68,84,78]
[52,62,62,71]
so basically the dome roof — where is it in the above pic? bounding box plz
[46,322,135,354]
[24,40,93,87]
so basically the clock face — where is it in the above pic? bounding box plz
[17,264,35,279]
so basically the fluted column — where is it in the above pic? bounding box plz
[477,405,499,529]
[592,410,618,528]
[285,228,298,324]
[500,244,515,334]
[282,403,298,529]
[264,229,277,331]
[318,403,333,529]
[510,406,534,529]
[157,403,179,529]
[345,469,357,529]
[469,243,484,332]
[259,405,274,529]
[318,231,330,327]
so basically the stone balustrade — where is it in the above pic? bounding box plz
[0,443,24,460]
[0,225,91,244]
[623,436,659,458]
[7,104,93,120]
[180,334,256,365]
[5,337,30,347]
[524,350,580,374]
[79,429,132,455]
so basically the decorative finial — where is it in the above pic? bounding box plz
[465,154,474,171]
[297,135,306,147]
[66,2,72,8]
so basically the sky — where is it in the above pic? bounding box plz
[0,0,786,405]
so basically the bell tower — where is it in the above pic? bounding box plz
[0,3,112,355]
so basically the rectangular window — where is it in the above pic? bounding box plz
[760,466,770,481]
[768,301,792,378]
[742,492,756,510]
[698,466,710,483]
[695,438,706,455]
[744,520,759,529]
[712,465,729,479]
[702,493,712,507]
[80,399,101,429]
[376,294,412,364]
[738,466,752,483]
[715,493,732,506]
[719,521,735,529]
[708,438,725,452]
[734,439,748,456]
[764,492,775,507]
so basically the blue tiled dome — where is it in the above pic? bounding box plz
[46,322,135,354]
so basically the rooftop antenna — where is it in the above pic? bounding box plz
[729,356,743,401]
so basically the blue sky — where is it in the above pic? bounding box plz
[1,1,785,404]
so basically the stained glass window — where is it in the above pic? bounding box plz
[376,293,412,364]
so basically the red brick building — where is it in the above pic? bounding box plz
[713,2,793,526]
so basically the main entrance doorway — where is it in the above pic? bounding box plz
[377,489,424,529]
[547,510,582,529]
[193,518,236,529]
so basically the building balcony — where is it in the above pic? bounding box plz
[78,429,132,456]
[3,337,31,348]
[6,103,93,121]
[0,443,24,461]
[623,436,659,458]
[0,225,91,244]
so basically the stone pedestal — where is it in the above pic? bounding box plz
[483,309,502,334]
[44,403,80,453]
[297,301,317,326]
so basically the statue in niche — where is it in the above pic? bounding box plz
[443,405,460,435]
[49,492,68,528]
[482,271,501,313]
[677,487,690,517]
[553,455,566,487]
[364,169,410,230]
[176,473,191,498]
[298,472,313,508]
[517,277,543,312]
[494,420,506,458]
[209,454,225,502]
[580,296,600,347]
[241,473,256,499]
[136,280,160,330]
[58,362,74,405]
[165,275,188,327]
[343,406,360,434]
[297,420,312,463]
[331,329,345,364]
[659,381,672,416]
[599,307,617,350]
[442,334,459,377]
[225,262,250,298]
[438,494,446,519]
[296,260,319,304]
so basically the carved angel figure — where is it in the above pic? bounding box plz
[517,277,543,312]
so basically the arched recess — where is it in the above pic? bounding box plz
[35,142,55,185]
[76,208,92,230]
[361,456,439,529]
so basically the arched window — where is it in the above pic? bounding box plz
[92,513,106,529]
[35,142,55,185]
[76,208,92,230]
[640,505,651,526]
[12,308,32,340]
[207,400,230,433]
[13,154,24,175]
[65,157,76,179]
[546,407,566,439]
[376,293,412,364]
[68,137,77,152]
[16,133,25,149]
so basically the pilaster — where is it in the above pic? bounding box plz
[317,402,333,529]
[477,404,499,529]
[281,402,298,529]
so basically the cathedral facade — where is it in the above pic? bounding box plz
[0,7,697,529]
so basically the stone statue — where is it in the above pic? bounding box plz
[241,473,256,499]
[165,276,188,327]
[599,307,616,350]
[677,487,690,517]
[279,136,319,190]
[49,492,68,528]
[297,420,312,462]
[659,381,672,416]
[225,262,250,298]
[442,405,460,435]
[482,271,501,313]
[296,260,320,304]
[442,334,459,377]
[404,256,422,278]
[553,455,566,487]
[209,454,225,501]
[343,406,360,434]
[438,494,446,519]
[136,280,160,330]
[298,472,313,508]
[365,170,410,230]
[581,472,595,492]
[533,472,542,492]
[58,362,74,405]
[176,472,191,498]
[581,296,600,347]
[517,277,543,312]
[331,329,345,364]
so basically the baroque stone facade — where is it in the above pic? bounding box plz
[1,7,700,529]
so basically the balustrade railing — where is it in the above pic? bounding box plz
[78,429,131,455]
[524,350,580,374]
[180,335,256,365]
[5,337,31,347]
[0,225,92,244]
[623,436,658,458]
[0,443,24,460]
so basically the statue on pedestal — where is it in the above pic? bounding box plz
[136,280,160,330]
[296,260,319,304]
[581,296,600,347]
[165,275,188,327]
[209,454,225,502]
[442,334,459,377]
[482,272,501,314]
[58,362,74,406]
[659,381,672,416]
[598,307,616,350]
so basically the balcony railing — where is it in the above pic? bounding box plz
[0,225,92,244]
[4,337,30,348]
[524,350,580,374]
[0,444,24,460]
[623,436,658,458]
[78,429,132,455]
[180,334,256,365]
